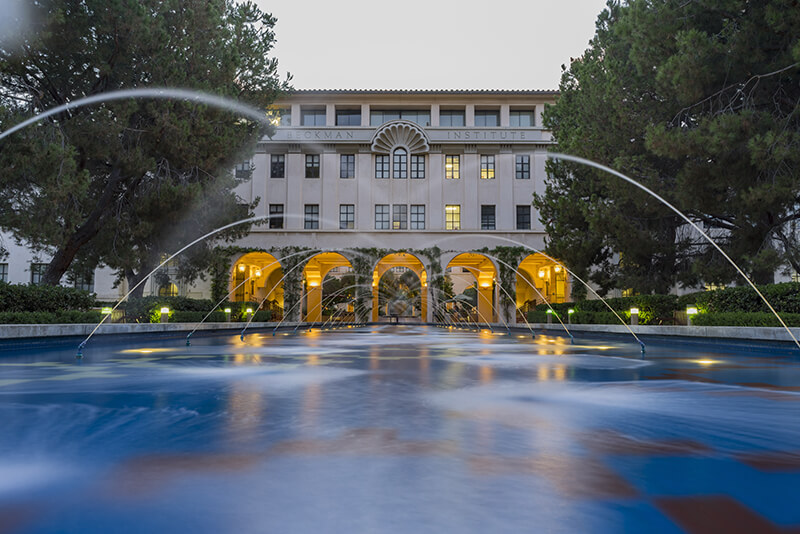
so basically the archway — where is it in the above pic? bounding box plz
[231,252,284,317]
[302,252,353,322]
[445,253,497,324]
[517,253,569,321]
[372,252,428,322]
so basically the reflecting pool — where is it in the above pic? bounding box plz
[1,326,799,533]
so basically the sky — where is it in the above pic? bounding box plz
[254,0,609,91]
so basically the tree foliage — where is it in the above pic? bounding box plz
[0,0,290,289]
[536,0,800,293]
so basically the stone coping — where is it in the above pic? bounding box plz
[1,321,799,344]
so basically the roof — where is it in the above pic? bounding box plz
[288,89,559,96]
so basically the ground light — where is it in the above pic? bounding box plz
[630,307,639,326]
[687,306,699,326]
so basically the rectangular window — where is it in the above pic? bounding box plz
[270,154,285,178]
[516,205,532,230]
[474,110,499,127]
[375,155,390,179]
[445,155,460,179]
[301,107,326,126]
[269,204,284,229]
[410,155,425,179]
[392,204,408,230]
[515,155,530,179]
[234,161,251,180]
[445,205,461,230]
[267,107,291,126]
[305,154,320,178]
[375,204,390,229]
[340,154,355,178]
[0,263,7,282]
[30,263,47,285]
[370,109,430,126]
[481,205,496,230]
[439,109,465,127]
[339,204,355,229]
[335,109,361,126]
[70,271,94,293]
[393,149,407,179]
[480,155,495,179]
[410,205,425,229]
[510,109,535,127]
[304,204,320,229]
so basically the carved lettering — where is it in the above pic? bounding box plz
[500,132,507,139]
[305,131,312,139]
[347,132,354,139]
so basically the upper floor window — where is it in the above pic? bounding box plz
[0,263,7,282]
[301,107,326,126]
[510,109,535,127]
[480,155,495,179]
[304,204,320,229]
[474,109,499,127]
[339,204,355,229]
[445,155,460,179]
[269,204,284,229]
[439,109,465,127]
[515,155,530,179]
[375,155,390,179]
[30,263,47,285]
[267,107,291,126]
[411,155,425,179]
[370,109,431,127]
[305,154,320,178]
[70,271,95,293]
[375,204,390,229]
[410,205,425,230]
[340,154,355,178]
[481,205,496,230]
[392,204,408,230]
[235,161,251,180]
[445,205,461,230]
[335,109,361,126]
[516,205,531,230]
[393,148,407,179]
[270,154,285,178]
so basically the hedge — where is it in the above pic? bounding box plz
[527,310,623,325]
[691,311,800,327]
[0,282,95,312]
[535,294,678,325]
[118,297,262,323]
[169,310,272,323]
[0,311,102,324]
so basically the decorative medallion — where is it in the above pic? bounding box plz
[370,120,430,154]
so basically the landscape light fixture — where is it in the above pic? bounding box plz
[629,307,639,326]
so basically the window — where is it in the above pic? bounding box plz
[340,154,355,178]
[474,110,499,127]
[515,155,530,179]
[445,205,461,230]
[235,161,251,180]
[304,204,319,229]
[481,205,496,230]
[0,263,7,282]
[270,154,285,178]
[159,283,178,297]
[393,148,407,179]
[375,155,390,179]
[301,107,326,126]
[375,204,390,229]
[410,155,425,179]
[267,107,291,126]
[305,154,320,178]
[445,155,460,179]
[339,204,355,229]
[516,205,531,230]
[510,109,535,127]
[335,109,361,126]
[370,109,430,126]
[71,271,94,292]
[439,109,465,127]
[410,205,425,229]
[30,263,47,285]
[269,204,284,229]
[392,204,408,230]
[480,155,495,179]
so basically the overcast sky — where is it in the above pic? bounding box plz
[255,0,609,91]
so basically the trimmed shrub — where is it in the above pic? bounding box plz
[535,294,678,325]
[170,311,229,323]
[691,311,800,327]
[0,282,95,312]
[0,310,103,324]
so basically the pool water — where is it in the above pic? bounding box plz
[1,325,799,533]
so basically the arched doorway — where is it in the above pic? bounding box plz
[445,253,498,324]
[302,252,354,322]
[372,253,428,322]
[517,253,569,320]
[231,252,284,317]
